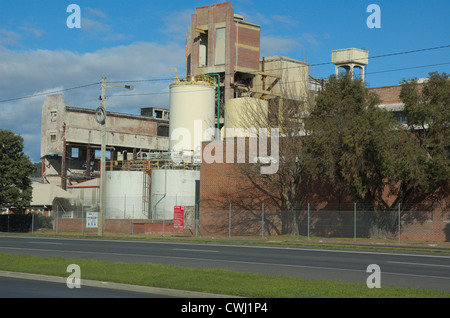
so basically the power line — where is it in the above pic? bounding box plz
[0,44,449,104]
[0,82,100,104]
[108,61,450,98]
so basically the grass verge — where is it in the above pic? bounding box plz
[0,253,449,298]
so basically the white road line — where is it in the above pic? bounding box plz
[388,261,450,268]
[173,248,219,253]
[27,242,63,245]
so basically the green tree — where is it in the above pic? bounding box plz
[304,73,398,208]
[304,72,449,235]
[400,72,450,192]
[0,129,35,213]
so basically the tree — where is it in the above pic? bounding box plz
[221,74,313,235]
[303,74,412,235]
[400,72,450,193]
[304,73,395,206]
[0,129,35,213]
[303,72,449,235]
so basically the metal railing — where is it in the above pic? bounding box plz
[105,159,200,172]
[170,74,217,86]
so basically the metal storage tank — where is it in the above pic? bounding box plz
[105,171,149,219]
[169,76,216,158]
[150,169,200,220]
[224,97,268,137]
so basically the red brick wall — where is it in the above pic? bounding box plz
[55,219,191,235]
[198,140,450,241]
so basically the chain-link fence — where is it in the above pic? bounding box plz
[2,201,449,243]
[199,203,450,242]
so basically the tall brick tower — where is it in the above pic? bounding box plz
[185,2,261,104]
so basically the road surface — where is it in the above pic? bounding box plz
[1,236,449,292]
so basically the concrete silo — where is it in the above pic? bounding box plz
[169,76,217,160]
[150,168,200,220]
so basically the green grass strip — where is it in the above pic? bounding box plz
[0,253,449,298]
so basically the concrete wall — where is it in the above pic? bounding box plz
[41,94,168,157]
[41,94,169,187]
[252,55,310,101]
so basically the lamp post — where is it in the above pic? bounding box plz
[97,77,134,236]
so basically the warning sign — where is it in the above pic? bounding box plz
[86,212,98,228]
[173,206,184,229]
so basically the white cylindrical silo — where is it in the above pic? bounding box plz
[169,77,216,156]
[150,169,200,220]
[105,171,148,219]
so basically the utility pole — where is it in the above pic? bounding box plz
[98,77,107,236]
[97,77,133,236]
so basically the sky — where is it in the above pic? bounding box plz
[0,0,449,163]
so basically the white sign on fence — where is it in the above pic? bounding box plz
[86,212,98,228]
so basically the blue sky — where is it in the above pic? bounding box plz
[0,0,449,162]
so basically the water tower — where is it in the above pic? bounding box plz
[332,48,369,81]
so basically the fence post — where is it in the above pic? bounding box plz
[56,204,58,233]
[307,203,310,240]
[31,213,34,234]
[195,203,198,238]
[81,204,84,235]
[354,202,356,242]
[229,203,231,239]
[398,203,401,245]
[261,203,264,239]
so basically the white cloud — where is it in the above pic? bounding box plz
[0,29,20,46]
[85,8,108,19]
[19,26,44,38]
[82,18,111,33]
[260,36,302,57]
[0,41,185,162]
[160,9,194,41]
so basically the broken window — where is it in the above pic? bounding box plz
[50,111,57,122]
[72,147,79,158]
[199,31,208,67]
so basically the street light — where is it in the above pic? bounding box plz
[97,77,134,236]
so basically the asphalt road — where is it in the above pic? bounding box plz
[1,235,449,293]
[0,275,169,298]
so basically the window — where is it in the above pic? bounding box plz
[199,32,208,67]
[71,147,79,158]
[50,111,57,122]
[215,27,226,65]
[50,133,56,142]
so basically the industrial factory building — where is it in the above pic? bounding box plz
[38,2,423,234]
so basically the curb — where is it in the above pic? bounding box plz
[0,270,238,298]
